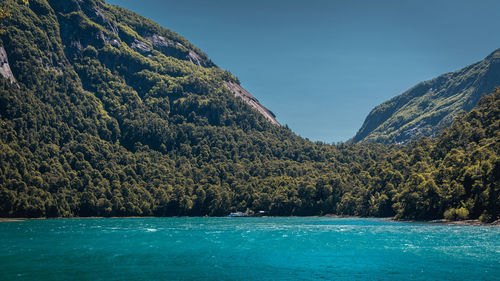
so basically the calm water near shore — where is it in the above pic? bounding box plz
[0,217,499,280]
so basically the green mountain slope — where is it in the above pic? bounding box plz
[0,0,498,222]
[0,0,359,217]
[393,88,499,221]
[352,49,500,143]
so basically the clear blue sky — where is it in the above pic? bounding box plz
[108,0,500,143]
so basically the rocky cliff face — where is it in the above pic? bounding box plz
[47,0,215,67]
[352,49,500,143]
[0,0,283,157]
[35,0,276,126]
[224,81,279,126]
[0,47,16,84]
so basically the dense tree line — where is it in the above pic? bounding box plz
[0,0,498,221]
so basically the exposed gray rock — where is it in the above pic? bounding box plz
[109,39,120,47]
[224,81,279,126]
[187,50,204,67]
[146,34,214,68]
[131,39,151,54]
[146,34,184,60]
[97,31,107,44]
[147,34,173,49]
[89,5,118,34]
[0,47,16,84]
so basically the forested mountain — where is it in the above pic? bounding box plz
[0,0,498,222]
[352,49,500,144]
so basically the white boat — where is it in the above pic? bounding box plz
[228,212,249,217]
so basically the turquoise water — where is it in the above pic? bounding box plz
[0,218,499,280]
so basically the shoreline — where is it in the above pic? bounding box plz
[1,216,499,226]
[0,218,27,222]
[385,218,500,226]
[0,216,155,222]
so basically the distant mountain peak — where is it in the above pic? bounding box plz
[486,48,500,60]
[351,48,500,143]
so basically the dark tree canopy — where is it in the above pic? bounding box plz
[0,0,498,222]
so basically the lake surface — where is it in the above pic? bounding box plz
[0,217,499,280]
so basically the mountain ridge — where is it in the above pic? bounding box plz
[0,0,497,222]
[352,48,500,143]
[1,0,278,127]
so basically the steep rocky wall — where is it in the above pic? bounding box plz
[0,47,16,84]
[224,81,279,126]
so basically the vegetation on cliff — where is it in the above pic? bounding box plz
[352,49,500,144]
[0,0,498,222]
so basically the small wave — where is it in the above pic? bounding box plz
[146,228,157,232]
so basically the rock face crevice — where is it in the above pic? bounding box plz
[224,81,279,126]
[0,47,16,84]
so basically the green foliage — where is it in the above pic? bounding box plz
[0,6,11,19]
[479,212,492,223]
[444,207,469,221]
[353,48,500,144]
[0,2,12,34]
[0,0,498,223]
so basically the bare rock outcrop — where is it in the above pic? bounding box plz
[0,47,16,84]
[146,34,214,68]
[131,39,152,54]
[224,81,279,126]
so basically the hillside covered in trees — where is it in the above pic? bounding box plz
[0,0,498,222]
[352,48,500,144]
